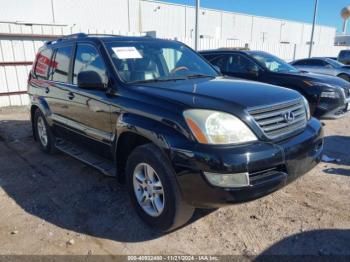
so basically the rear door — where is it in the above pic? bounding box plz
[46,45,74,127]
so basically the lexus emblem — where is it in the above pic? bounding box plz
[283,111,295,124]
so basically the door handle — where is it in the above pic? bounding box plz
[45,87,50,94]
[68,92,75,100]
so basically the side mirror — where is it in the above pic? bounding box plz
[325,64,332,69]
[77,71,106,90]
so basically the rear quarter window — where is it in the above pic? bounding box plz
[51,46,73,83]
[34,48,53,80]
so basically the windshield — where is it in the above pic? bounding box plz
[105,40,218,83]
[250,52,299,73]
[325,58,344,68]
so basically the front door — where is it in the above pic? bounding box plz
[65,43,113,157]
[212,54,259,81]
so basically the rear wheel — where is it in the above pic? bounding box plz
[33,109,56,153]
[126,144,194,232]
[338,74,350,82]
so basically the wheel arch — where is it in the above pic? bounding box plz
[113,113,190,182]
[337,73,350,81]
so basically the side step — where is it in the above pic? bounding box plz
[55,139,117,177]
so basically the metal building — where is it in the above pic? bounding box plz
[1,0,336,45]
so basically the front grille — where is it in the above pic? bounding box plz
[248,99,307,140]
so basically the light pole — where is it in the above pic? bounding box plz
[195,0,200,50]
[51,0,55,23]
[309,0,319,58]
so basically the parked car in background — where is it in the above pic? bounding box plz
[200,49,350,119]
[338,50,350,65]
[290,57,350,82]
[28,34,324,231]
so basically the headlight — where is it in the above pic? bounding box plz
[301,96,311,120]
[303,80,336,88]
[183,109,257,144]
[320,91,341,99]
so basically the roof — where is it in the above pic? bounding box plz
[45,33,169,46]
[199,49,266,55]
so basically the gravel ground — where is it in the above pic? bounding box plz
[0,106,349,256]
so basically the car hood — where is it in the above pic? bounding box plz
[278,71,350,87]
[131,77,301,111]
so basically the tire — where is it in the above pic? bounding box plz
[126,143,194,232]
[338,74,350,82]
[33,109,56,153]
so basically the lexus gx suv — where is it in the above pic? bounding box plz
[28,34,324,231]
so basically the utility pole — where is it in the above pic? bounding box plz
[51,0,56,23]
[309,0,319,58]
[195,0,200,50]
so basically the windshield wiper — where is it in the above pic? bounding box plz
[128,76,187,84]
[185,74,216,79]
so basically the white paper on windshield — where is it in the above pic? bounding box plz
[112,47,142,59]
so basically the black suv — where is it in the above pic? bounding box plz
[200,50,350,119]
[28,34,323,231]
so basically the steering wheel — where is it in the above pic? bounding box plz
[170,66,189,75]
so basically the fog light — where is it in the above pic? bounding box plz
[203,172,250,188]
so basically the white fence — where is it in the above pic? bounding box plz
[0,25,348,107]
[178,38,349,61]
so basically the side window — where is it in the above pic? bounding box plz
[51,46,73,83]
[293,60,307,66]
[227,54,256,73]
[34,48,53,80]
[209,56,228,72]
[309,59,325,66]
[73,44,107,85]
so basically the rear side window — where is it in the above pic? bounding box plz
[34,48,53,80]
[73,44,107,85]
[292,60,307,66]
[51,46,73,83]
[307,59,326,66]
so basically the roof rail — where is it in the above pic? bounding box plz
[45,33,87,45]
[61,33,88,39]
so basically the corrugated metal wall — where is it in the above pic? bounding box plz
[0,0,341,107]
[0,32,347,108]
[0,0,336,44]
[0,23,142,107]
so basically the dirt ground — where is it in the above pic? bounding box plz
[0,106,349,256]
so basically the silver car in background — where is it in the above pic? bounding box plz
[291,57,350,82]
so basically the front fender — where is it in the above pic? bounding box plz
[115,112,192,158]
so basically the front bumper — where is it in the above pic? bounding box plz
[316,96,350,119]
[172,118,323,208]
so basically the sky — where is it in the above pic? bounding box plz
[160,0,349,33]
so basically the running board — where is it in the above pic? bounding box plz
[55,139,117,177]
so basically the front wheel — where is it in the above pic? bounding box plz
[126,144,194,232]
